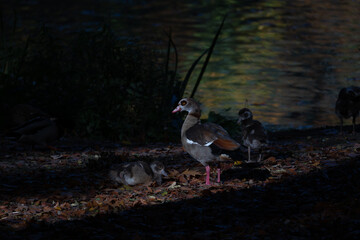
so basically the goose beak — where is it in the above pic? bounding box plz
[172,105,181,113]
[161,169,168,177]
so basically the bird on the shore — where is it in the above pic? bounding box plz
[109,161,168,186]
[335,86,360,135]
[1,103,48,127]
[11,116,60,147]
[237,108,267,163]
[1,104,61,148]
[172,98,240,185]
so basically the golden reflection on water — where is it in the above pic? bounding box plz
[3,0,360,129]
[179,0,360,128]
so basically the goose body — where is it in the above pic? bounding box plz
[335,86,360,134]
[172,98,240,185]
[1,104,60,148]
[238,108,267,163]
[8,116,59,147]
[109,161,167,186]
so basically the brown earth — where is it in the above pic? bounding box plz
[0,125,360,239]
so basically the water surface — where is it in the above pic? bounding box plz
[3,0,360,129]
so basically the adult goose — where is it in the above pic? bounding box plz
[2,104,60,148]
[335,86,360,134]
[172,98,240,185]
[237,108,267,163]
[11,116,59,147]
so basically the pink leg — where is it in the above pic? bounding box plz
[217,168,221,183]
[205,165,211,185]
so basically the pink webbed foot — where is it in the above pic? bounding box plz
[205,165,211,185]
[217,168,221,183]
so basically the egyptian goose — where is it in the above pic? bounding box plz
[237,108,267,163]
[335,86,360,134]
[1,103,48,130]
[109,161,168,186]
[172,98,240,185]
[12,116,59,147]
[1,104,60,148]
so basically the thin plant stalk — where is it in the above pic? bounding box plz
[165,28,171,82]
[0,7,4,50]
[172,38,178,77]
[167,31,178,107]
[190,14,227,98]
[15,36,30,80]
[179,48,208,98]
[12,9,17,34]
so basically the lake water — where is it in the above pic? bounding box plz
[3,0,360,129]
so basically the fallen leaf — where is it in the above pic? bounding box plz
[265,156,277,164]
[167,182,177,189]
[167,169,180,178]
[178,175,188,183]
[286,168,297,175]
[181,169,202,177]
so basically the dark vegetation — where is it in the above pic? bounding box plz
[0,9,227,144]
[0,23,182,142]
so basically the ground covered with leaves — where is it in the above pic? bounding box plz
[1,126,360,239]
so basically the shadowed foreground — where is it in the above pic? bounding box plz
[0,127,360,239]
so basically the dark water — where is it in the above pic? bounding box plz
[3,0,360,129]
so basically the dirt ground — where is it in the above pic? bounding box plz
[1,125,360,239]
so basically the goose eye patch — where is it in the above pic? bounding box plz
[181,101,187,106]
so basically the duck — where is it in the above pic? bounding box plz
[109,161,168,186]
[172,98,240,185]
[9,104,48,127]
[12,116,59,147]
[335,86,360,134]
[2,104,61,148]
[237,108,267,163]
[1,103,47,130]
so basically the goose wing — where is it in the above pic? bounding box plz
[185,122,240,150]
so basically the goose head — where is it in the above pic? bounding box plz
[172,98,201,116]
[150,161,168,177]
[237,108,253,124]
